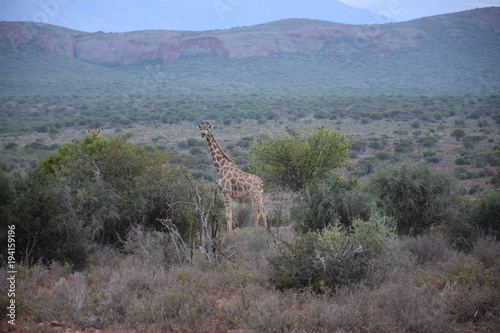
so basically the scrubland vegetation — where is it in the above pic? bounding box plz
[0,128,499,332]
[1,13,499,330]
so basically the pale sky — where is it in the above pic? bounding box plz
[1,0,499,32]
[339,0,500,21]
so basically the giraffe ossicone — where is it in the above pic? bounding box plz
[199,122,267,235]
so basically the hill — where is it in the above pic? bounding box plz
[0,7,499,96]
[0,0,392,32]
[0,8,499,189]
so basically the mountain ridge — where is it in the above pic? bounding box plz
[0,0,393,32]
[0,7,499,95]
[1,7,499,65]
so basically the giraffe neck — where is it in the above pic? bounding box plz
[205,132,235,174]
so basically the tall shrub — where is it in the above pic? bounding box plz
[364,163,461,235]
[292,175,375,233]
[250,126,351,191]
[39,135,193,245]
[0,170,91,268]
[1,136,199,268]
[471,189,500,239]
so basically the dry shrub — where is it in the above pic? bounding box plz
[224,228,272,271]
[444,284,500,324]
[471,236,500,269]
[439,254,500,324]
[232,199,254,229]
[33,271,107,328]
[123,225,189,272]
[381,283,450,333]
[22,255,236,332]
[314,287,377,333]
[226,285,297,332]
[413,239,500,328]
[401,234,454,265]
[11,230,498,332]
[14,262,72,320]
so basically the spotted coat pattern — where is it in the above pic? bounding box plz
[199,123,267,234]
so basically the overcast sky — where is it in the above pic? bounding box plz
[339,0,500,21]
[0,0,499,32]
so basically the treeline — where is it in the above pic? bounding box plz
[1,94,499,135]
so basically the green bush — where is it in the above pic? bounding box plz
[394,140,414,154]
[417,135,439,148]
[292,175,375,233]
[1,136,201,268]
[441,190,500,250]
[268,215,395,291]
[351,156,379,177]
[451,129,466,141]
[0,170,91,268]
[471,189,500,239]
[4,142,18,150]
[365,163,461,235]
[250,126,351,191]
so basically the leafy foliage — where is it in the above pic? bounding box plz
[250,126,351,191]
[0,170,91,268]
[471,189,500,239]
[365,163,462,235]
[0,135,199,267]
[292,175,375,233]
[268,215,395,291]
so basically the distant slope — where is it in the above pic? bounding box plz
[0,7,499,95]
[0,0,392,32]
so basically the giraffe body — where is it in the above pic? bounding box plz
[199,123,267,234]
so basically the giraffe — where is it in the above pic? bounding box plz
[86,126,107,140]
[199,122,267,235]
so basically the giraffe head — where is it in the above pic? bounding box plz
[87,126,102,136]
[199,122,212,139]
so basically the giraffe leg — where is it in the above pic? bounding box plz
[261,200,268,230]
[224,195,234,235]
[251,195,267,232]
[258,195,267,230]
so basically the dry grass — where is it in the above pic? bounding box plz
[3,230,499,333]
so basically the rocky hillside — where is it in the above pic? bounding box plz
[1,7,499,65]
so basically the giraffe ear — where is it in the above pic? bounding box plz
[86,130,90,134]
[97,129,101,134]
[198,124,202,129]
[208,124,212,129]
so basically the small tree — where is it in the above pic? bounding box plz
[451,129,466,141]
[365,163,461,235]
[250,126,351,191]
[292,175,376,233]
